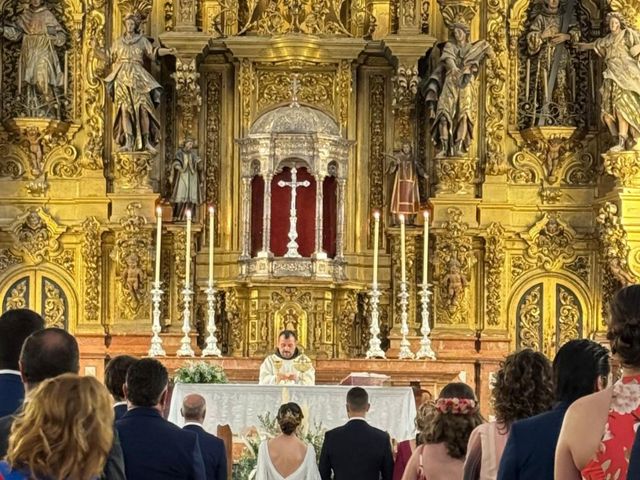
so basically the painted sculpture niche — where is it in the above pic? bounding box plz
[93,13,176,154]
[423,22,493,157]
[386,143,427,224]
[0,0,67,118]
[169,137,202,221]
[576,12,640,152]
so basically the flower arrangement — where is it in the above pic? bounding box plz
[174,361,228,384]
[232,411,326,480]
[435,397,477,415]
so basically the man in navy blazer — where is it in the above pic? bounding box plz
[0,309,44,417]
[497,340,610,480]
[105,354,138,421]
[628,430,640,477]
[117,358,206,480]
[181,393,227,480]
[319,387,393,480]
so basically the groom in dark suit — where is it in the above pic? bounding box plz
[319,387,393,480]
[0,309,44,417]
[181,393,227,480]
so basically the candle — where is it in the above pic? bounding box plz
[208,206,215,285]
[185,209,192,287]
[400,214,406,284]
[423,210,429,286]
[372,211,380,287]
[154,206,162,285]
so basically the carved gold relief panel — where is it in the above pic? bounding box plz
[512,278,585,358]
[0,270,75,330]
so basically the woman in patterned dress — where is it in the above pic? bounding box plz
[555,285,640,479]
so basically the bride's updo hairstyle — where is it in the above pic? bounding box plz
[277,402,303,435]
[607,285,640,367]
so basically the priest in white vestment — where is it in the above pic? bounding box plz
[259,330,315,385]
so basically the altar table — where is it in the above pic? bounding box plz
[168,384,417,441]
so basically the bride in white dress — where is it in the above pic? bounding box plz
[255,403,321,480]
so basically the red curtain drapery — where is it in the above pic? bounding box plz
[322,175,337,258]
[250,175,264,256]
[270,167,316,257]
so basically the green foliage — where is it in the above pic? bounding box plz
[174,361,228,384]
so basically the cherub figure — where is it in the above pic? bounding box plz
[122,253,144,305]
[442,258,467,307]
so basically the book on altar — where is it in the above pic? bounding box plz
[339,372,391,386]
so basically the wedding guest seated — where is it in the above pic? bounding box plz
[181,393,227,480]
[0,327,125,480]
[402,383,484,480]
[0,374,114,480]
[498,339,610,480]
[319,387,394,480]
[464,349,554,480]
[117,358,206,480]
[0,309,44,417]
[556,285,640,479]
[105,354,138,420]
[393,402,432,480]
[255,402,320,480]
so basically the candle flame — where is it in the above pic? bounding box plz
[423,210,429,219]
[156,206,162,216]
[186,209,192,219]
[373,210,380,220]
[208,205,215,213]
[399,214,405,222]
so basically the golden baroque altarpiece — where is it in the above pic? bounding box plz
[0,0,639,378]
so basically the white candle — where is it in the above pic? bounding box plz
[185,209,192,287]
[372,211,380,287]
[423,210,429,286]
[154,206,162,285]
[208,206,215,285]
[400,214,406,284]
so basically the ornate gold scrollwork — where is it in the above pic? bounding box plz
[521,212,576,271]
[435,156,477,194]
[204,72,222,207]
[434,207,474,325]
[0,249,22,274]
[602,151,640,188]
[43,278,66,328]
[392,64,419,144]
[5,279,28,310]
[557,286,581,348]
[173,58,201,137]
[113,203,150,319]
[485,222,506,327]
[484,0,508,175]
[113,151,153,190]
[596,202,637,287]
[436,0,478,27]
[9,207,67,263]
[256,69,335,114]
[81,217,101,323]
[517,284,542,351]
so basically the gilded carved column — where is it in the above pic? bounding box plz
[314,174,325,258]
[172,57,201,142]
[259,174,274,257]
[240,176,252,260]
[173,0,197,31]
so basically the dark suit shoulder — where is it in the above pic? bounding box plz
[511,407,567,436]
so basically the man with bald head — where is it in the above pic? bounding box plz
[181,393,227,480]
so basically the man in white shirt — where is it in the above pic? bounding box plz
[259,330,315,385]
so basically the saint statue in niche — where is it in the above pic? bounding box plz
[92,13,176,154]
[423,23,493,157]
[576,12,640,151]
[0,0,66,118]
[169,138,202,220]
[524,0,581,126]
[386,143,427,223]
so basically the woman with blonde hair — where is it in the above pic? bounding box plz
[255,402,320,480]
[0,373,114,480]
[402,383,484,480]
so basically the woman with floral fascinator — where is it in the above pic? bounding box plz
[401,383,483,480]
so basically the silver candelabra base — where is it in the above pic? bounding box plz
[201,283,222,357]
[148,281,166,357]
[176,283,195,356]
[366,285,386,359]
[415,283,436,360]
[398,281,415,359]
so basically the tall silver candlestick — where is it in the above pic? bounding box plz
[415,283,436,359]
[176,282,195,356]
[201,282,222,357]
[366,286,386,359]
[398,281,414,359]
[148,281,166,357]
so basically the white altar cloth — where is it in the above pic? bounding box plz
[168,384,417,441]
